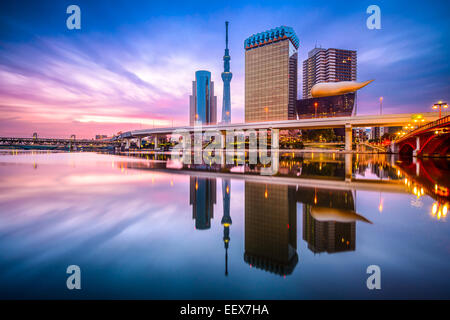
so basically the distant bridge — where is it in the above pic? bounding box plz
[0,136,118,150]
[389,115,450,157]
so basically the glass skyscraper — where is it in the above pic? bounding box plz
[189,70,217,126]
[244,26,299,122]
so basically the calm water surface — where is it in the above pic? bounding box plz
[0,151,449,299]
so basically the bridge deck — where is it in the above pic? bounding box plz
[120,112,446,139]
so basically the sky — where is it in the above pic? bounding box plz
[0,0,449,138]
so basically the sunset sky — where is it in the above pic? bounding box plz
[0,0,449,138]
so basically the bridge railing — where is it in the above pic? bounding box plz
[394,115,449,143]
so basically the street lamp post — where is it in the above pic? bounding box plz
[379,97,383,115]
[432,100,448,118]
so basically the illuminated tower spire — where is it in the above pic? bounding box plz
[221,21,232,123]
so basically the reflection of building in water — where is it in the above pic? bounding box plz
[395,158,449,221]
[298,187,370,254]
[303,205,355,253]
[244,182,298,276]
[190,177,216,230]
[221,179,232,276]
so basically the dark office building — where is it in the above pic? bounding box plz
[296,92,355,119]
[302,47,357,99]
[190,176,216,230]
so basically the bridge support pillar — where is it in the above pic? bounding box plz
[389,142,399,154]
[345,124,352,152]
[136,138,142,149]
[413,136,420,157]
[220,131,226,149]
[345,153,352,182]
[125,139,130,150]
[271,129,279,150]
[153,135,158,150]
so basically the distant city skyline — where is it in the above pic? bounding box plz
[0,0,449,138]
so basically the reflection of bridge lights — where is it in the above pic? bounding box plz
[434,184,449,197]
[404,178,411,187]
[378,199,383,212]
[431,202,448,220]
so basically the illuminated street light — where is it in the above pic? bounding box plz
[411,114,424,125]
[432,100,448,118]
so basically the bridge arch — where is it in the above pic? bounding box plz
[420,134,450,156]
[399,141,415,156]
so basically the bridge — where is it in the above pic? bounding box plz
[117,112,447,152]
[0,136,118,151]
[388,115,450,157]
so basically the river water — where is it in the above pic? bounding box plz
[0,150,449,299]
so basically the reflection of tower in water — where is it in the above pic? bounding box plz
[244,182,298,276]
[190,177,216,230]
[221,179,232,276]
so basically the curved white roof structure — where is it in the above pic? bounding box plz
[311,80,374,98]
